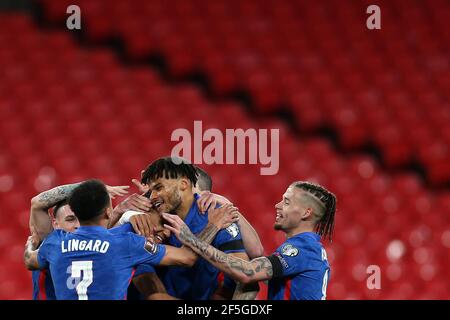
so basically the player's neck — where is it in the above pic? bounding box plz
[81,219,108,229]
[286,224,315,239]
[176,191,194,220]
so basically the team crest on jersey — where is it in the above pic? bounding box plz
[144,240,158,255]
[281,244,299,257]
[226,223,239,238]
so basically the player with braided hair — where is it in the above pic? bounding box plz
[163,180,337,300]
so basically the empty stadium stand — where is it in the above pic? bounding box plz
[0,0,448,299]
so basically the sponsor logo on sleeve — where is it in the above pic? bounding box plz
[225,223,239,238]
[274,252,290,269]
[281,244,299,257]
[144,240,158,255]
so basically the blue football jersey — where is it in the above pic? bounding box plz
[37,225,166,300]
[31,223,134,300]
[267,232,330,300]
[158,193,245,300]
[111,223,156,300]
[109,223,157,277]
[32,269,56,300]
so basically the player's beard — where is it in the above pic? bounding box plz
[166,190,182,214]
[274,223,284,231]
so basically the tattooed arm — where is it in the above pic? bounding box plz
[155,219,225,267]
[232,282,260,300]
[163,213,274,285]
[30,182,129,240]
[29,182,82,242]
[180,203,241,264]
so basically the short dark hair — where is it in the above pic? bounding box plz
[291,181,337,242]
[195,166,212,192]
[68,180,110,222]
[141,156,198,186]
[53,200,68,218]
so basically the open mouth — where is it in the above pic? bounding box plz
[152,199,164,210]
[154,235,164,243]
[275,211,283,222]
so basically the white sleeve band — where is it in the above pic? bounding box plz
[118,210,145,225]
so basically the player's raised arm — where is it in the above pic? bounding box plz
[163,213,274,284]
[235,211,264,258]
[197,192,264,259]
[29,182,83,242]
[30,182,129,241]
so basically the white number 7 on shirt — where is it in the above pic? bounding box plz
[71,261,93,300]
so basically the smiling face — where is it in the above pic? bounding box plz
[148,177,184,214]
[274,186,313,233]
[148,211,171,244]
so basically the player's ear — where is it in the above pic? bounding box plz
[302,207,313,220]
[51,217,58,229]
[179,178,189,191]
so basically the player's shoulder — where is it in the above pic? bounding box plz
[291,232,321,247]
[108,223,134,235]
[277,233,321,258]
[125,231,146,246]
[44,228,67,242]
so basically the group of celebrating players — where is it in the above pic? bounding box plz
[24,156,336,300]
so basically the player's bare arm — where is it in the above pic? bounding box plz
[232,282,260,300]
[225,251,260,300]
[156,222,221,267]
[163,213,273,284]
[29,182,83,241]
[235,212,264,258]
[124,204,239,259]
[23,234,40,270]
[132,272,178,300]
[198,192,264,259]
[175,204,240,263]
[30,182,129,241]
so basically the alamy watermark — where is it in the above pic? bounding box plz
[366,5,381,30]
[170,121,280,175]
[66,5,81,30]
[366,265,381,289]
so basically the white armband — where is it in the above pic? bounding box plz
[118,210,145,225]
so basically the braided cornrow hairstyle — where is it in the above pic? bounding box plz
[292,181,337,242]
[141,156,198,186]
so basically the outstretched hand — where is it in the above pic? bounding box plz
[106,185,130,199]
[114,193,152,215]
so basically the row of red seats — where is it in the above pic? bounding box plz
[37,0,450,186]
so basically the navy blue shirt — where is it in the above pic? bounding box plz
[158,194,245,299]
[268,232,330,300]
